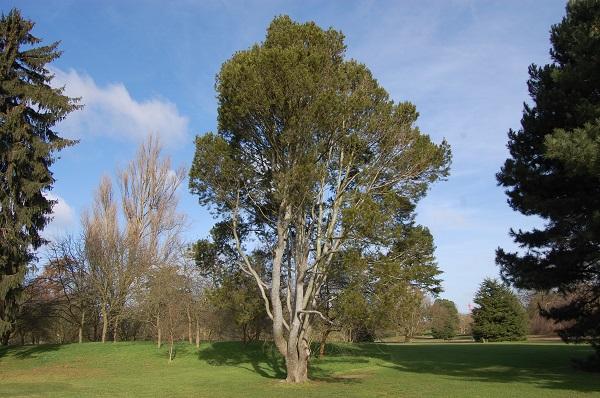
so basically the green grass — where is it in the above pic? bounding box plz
[0,341,599,397]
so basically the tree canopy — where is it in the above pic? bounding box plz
[496,0,600,366]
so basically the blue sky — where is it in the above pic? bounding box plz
[5,1,567,312]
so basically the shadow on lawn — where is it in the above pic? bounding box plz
[200,341,286,379]
[0,343,61,359]
[200,341,600,392]
[199,341,361,384]
[329,343,600,393]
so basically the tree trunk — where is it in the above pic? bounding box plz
[113,315,119,343]
[79,310,86,344]
[93,315,98,341]
[1,331,10,346]
[101,307,108,343]
[157,314,162,349]
[195,319,200,348]
[187,306,192,344]
[285,350,309,383]
[284,335,310,383]
[319,329,331,358]
[168,333,174,362]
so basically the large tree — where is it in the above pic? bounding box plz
[471,279,527,342]
[0,9,79,345]
[496,0,600,366]
[190,16,450,382]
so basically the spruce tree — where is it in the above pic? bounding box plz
[496,0,600,365]
[471,279,527,342]
[0,9,79,345]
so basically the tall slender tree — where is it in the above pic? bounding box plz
[496,0,600,366]
[0,9,79,345]
[190,16,450,382]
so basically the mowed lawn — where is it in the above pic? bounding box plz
[1,341,599,397]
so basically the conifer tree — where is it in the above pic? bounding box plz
[0,9,79,345]
[471,279,527,342]
[496,0,600,366]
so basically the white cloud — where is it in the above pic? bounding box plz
[52,68,189,145]
[43,192,76,238]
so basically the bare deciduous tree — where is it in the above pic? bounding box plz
[84,136,186,343]
[45,236,92,343]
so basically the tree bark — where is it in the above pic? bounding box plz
[168,333,174,362]
[79,310,86,344]
[157,314,162,349]
[101,307,108,343]
[319,329,331,358]
[187,306,192,344]
[113,315,119,343]
[195,319,200,348]
[93,314,98,342]
[1,331,10,346]
[285,338,310,383]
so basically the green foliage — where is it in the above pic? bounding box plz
[471,279,527,342]
[430,299,459,340]
[0,9,79,343]
[496,0,600,363]
[188,13,450,266]
[320,226,442,342]
[207,271,268,343]
[192,223,268,342]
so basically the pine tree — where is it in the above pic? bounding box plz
[496,0,600,366]
[471,279,527,342]
[0,9,79,345]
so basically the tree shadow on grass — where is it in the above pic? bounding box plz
[199,341,364,384]
[0,343,62,359]
[327,343,600,393]
[199,341,286,379]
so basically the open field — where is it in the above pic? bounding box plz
[1,342,599,397]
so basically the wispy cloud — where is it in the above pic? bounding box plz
[52,68,189,145]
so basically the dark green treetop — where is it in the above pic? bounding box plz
[495,0,600,364]
[0,9,79,343]
[471,279,527,342]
